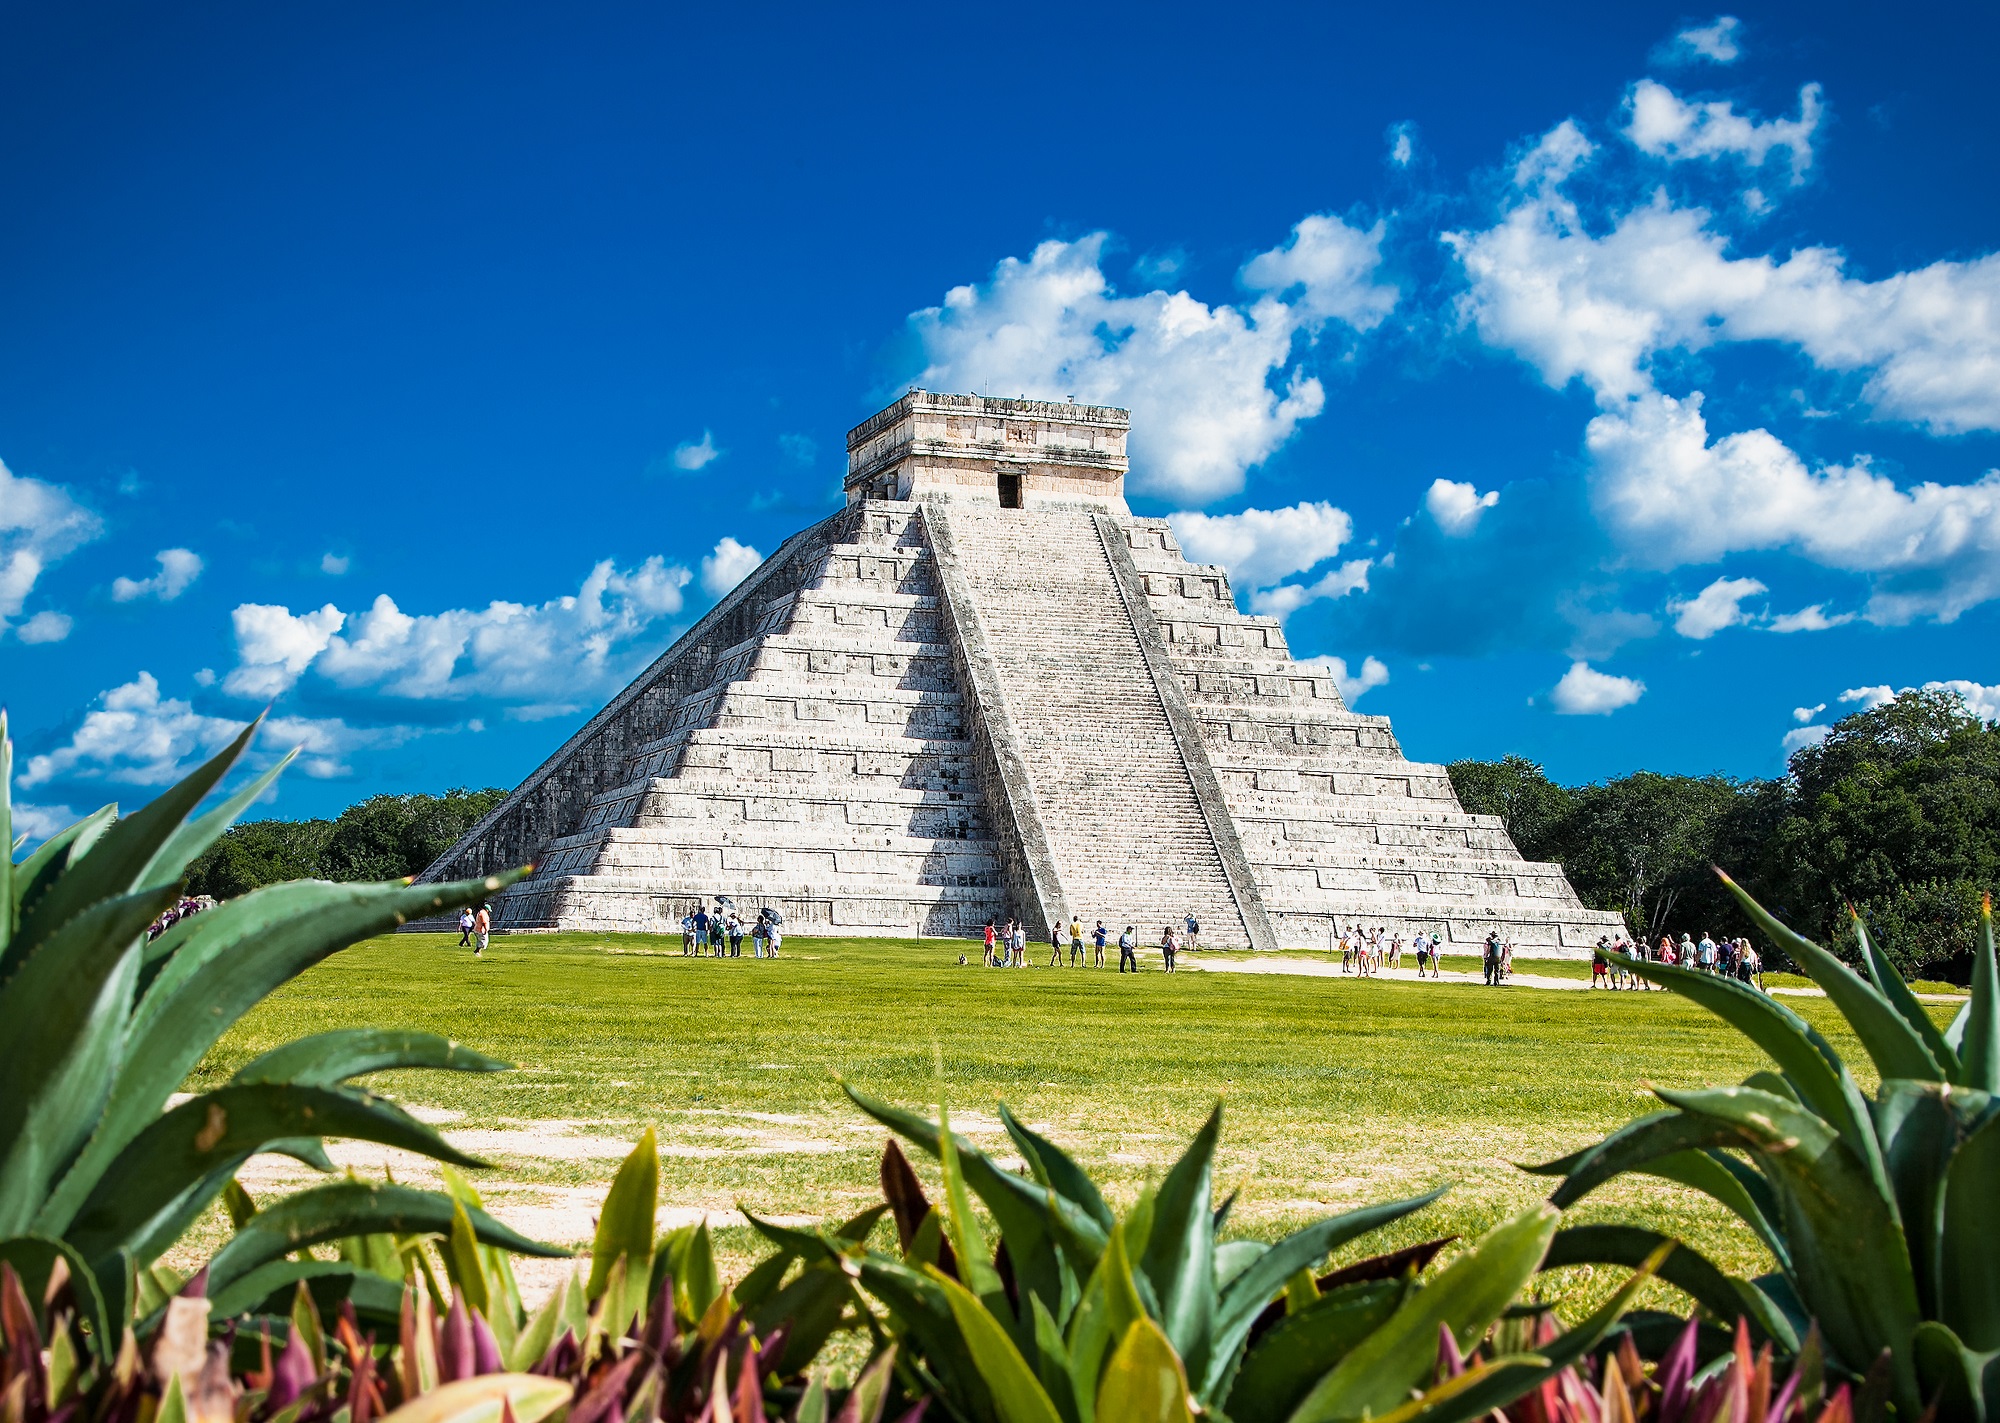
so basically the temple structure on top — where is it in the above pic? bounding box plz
[417,391,1623,956]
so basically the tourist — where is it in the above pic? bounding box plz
[681,912,694,955]
[752,917,766,958]
[1185,911,1200,952]
[767,920,782,957]
[1092,920,1108,968]
[1161,924,1178,972]
[1049,921,1066,968]
[1482,931,1501,986]
[1339,928,1353,974]
[1118,925,1137,973]
[1070,914,1084,966]
[728,912,744,957]
[1012,921,1027,967]
[1501,937,1514,980]
[457,907,475,948]
[1592,938,1610,988]
[983,920,997,968]
[473,902,491,959]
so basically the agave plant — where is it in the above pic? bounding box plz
[0,710,558,1366]
[1527,873,2000,1423]
[741,1086,1669,1423]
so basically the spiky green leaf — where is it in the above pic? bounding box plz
[1288,1203,1559,1423]
[204,1179,564,1296]
[37,868,526,1235]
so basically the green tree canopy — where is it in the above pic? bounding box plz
[184,785,506,897]
[1449,688,1998,980]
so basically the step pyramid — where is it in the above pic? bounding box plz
[418,392,1624,956]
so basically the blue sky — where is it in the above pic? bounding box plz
[4,0,1998,833]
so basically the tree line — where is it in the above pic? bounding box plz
[183,786,507,898]
[1448,688,2000,981]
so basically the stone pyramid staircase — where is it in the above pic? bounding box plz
[924,505,1273,949]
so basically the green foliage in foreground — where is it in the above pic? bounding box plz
[0,712,536,1357]
[1451,688,2000,978]
[777,1085,1667,1423]
[1531,871,2000,1423]
[182,786,507,898]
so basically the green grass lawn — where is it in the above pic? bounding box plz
[193,930,1943,1316]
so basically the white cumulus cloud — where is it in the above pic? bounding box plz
[1297,654,1389,705]
[226,603,347,698]
[1769,604,1854,633]
[1670,575,1766,638]
[1239,214,1399,329]
[1935,680,2000,721]
[1167,501,1371,620]
[908,224,1394,504]
[16,611,72,644]
[1782,724,1831,754]
[700,537,763,598]
[21,672,242,786]
[1660,16,1743,64]
[1586,392,2000,622]
[226,558,692,707]
[1624,79,1821,178]
[1792,703,1826,723]
[1248,561,1373,621]
[10,801,77,843]
[672,431,723,471]
[1424,479,1500,535]
[1452,152,2000,433]
[111,547,204,603]
[1829,679,2000,722]
[1550,661,1645,714]
[0,458,101,638]
[1167,501,1355,589]
[20,670,422,788]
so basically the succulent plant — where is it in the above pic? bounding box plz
[1528,872,2000,1422]
[733,1086,1670,1423]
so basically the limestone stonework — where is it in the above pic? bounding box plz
[416,392,1624,956]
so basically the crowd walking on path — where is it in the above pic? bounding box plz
[969,911,1203,973]
[1590,929,1763,989]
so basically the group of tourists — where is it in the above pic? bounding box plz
[679,902,784,958]
[1590,931,1763,989]
[974,912,1205,973]
[1338,925,1451,978]
[146,894,217,941]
